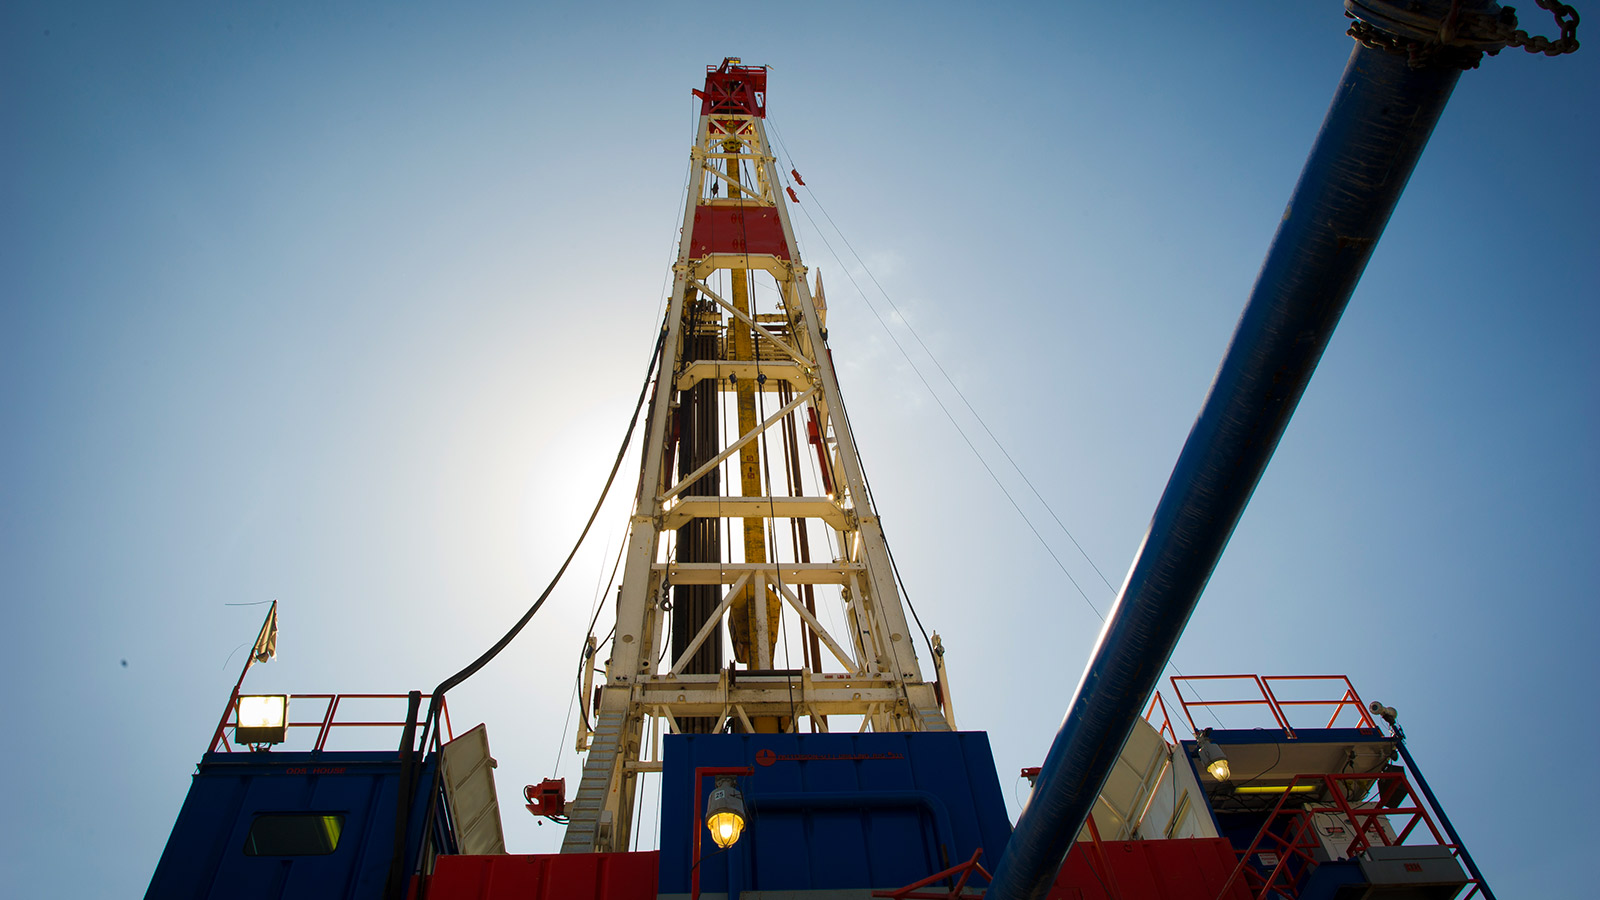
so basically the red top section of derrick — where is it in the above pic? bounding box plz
[696,57,767,118]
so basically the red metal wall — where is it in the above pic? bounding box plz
[420,851,658,900]
[1049,838,1250,900]
[421,839,1245,900]
[690,207,789,259]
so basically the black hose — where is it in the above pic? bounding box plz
[381,691,423,900]
[385,325,667,899]
[425,324,665,729]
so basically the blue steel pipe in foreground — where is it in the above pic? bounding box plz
[987,11,1490,900]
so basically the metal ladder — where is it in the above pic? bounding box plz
[560,710,624,853]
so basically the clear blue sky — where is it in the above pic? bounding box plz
[4,2,1595,897]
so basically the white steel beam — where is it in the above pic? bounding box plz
[675,360,809,391]
[688,278,813,366]
[660,496,847,531]
[659,386,815,502]
[657,562,863,585]
[667,572,749,676]
[771,578,860,673]
[701,163,754,197]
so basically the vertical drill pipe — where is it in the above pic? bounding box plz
[673,298,724,732]
[988,30,1475,900]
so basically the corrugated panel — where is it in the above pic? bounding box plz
[441,725,506,855]
[656,732,1012,896]
[1083,717,1169,840]
[145,751,438,900]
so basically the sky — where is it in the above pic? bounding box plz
[3,1,1596,897]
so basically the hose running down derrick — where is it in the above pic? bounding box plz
[383,326,668,900]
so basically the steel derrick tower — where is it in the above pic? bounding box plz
[562,59,953,853]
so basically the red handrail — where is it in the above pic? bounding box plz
[210,692,454,753]
[1261,676,1376,731]
[1215,771,1479,900]
[1144,691,1178,749]
[1169,674,1376,739]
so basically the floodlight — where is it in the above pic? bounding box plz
[236,694,289,746]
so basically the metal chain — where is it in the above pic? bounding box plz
[1347,19,1475,68]
[1347,0,1580,68]
[1501,0,1582,55]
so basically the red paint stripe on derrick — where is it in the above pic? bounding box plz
[691,207,789,260]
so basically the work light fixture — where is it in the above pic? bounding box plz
[236,694,289,746]
[1196,730,1230,782]
[704,775,747,849]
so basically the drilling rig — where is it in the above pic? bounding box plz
[150,1,1584,891]
[561,58,954,854]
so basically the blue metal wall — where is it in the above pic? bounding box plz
[145,751,440,900]
[657,732,1012,895]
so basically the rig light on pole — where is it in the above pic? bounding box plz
[236,694,289,746]
[704,775,747,849]
[1196,730,1230,782]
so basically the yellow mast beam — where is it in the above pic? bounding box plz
[722,141,783,732]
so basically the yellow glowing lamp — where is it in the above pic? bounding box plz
[236,694,289,746]
[707,809,745,848]
[704,776,747,849]
[1196,731,1231,782]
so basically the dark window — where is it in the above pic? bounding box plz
[243,814,345,856]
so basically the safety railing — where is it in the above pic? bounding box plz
[1143,691,1178,749]
[1216,770,1481,900]
[209,692,453,754]
[1168,674,1375,739]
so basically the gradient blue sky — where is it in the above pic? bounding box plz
[4,2,1596,897]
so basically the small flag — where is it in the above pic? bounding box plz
[252,601,278,663]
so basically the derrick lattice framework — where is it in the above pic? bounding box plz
[562,60,953,853]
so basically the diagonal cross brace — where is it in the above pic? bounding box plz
[661,386,815,502]
[689,278,813,367]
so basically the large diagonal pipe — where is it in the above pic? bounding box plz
[987,4,1502,897]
